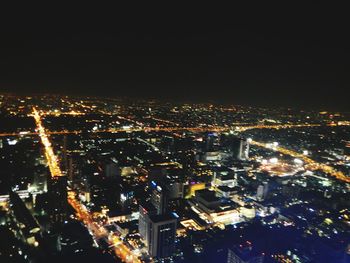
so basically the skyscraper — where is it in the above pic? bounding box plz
[48,176,68,224]
[105,160,121,178]
[119,182,134,210]
[148,213,177,259]
[32,172,48,193]
[150,181,167,215]
[138,202,157,247]
[256,182,269,201]
[9,191,41,246]
[231,137,250,160]
[204,132,219,152]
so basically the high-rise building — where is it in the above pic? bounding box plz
[212,169,237,188]
[231,137,250,160]
[148,213,177,259]
[165,182,184,199]
[256,182,269,201]
[204,132,219,152]
[9,191,41,246]
[59,221,93,254]
[227,243,264,263]
[48,176,68,224]
[138,202,157,247]
[32,172,48,193]
[119,183,134,209]
[105,160,121,178]
[150,181,167,215]
[161,136,175,152]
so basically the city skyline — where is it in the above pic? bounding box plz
[0,94,349,262]
[1,4,350,263]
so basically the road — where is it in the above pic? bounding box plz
[68,192,141,263]
[32,108,141,263]
[2,122,342,138]
[33,107,63,177]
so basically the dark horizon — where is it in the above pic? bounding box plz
[1,4,349,111]
[1,90,348,113]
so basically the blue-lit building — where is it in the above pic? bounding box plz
[150,181,167,215]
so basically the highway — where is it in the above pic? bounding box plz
[33,107,63,177]
[32,108,141,263]
[68,192,141,263]
[250,140,350,183]
[1,122,343,138]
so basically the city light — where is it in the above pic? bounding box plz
[32,107,141,263]
[2,10,350,262]
[1,96,349,263]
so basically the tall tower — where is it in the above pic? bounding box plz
[138,202,157,247]
[256,182,269,201]
[150,181,167,215]
[48,176,68,224]
[105,160,121,178]
[148,213,177,259]
[231,137,250,160]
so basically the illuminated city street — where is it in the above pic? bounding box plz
[32,108,141,263]
[32,108,63,178]
[2,121,350,138]
[1,95,349,263]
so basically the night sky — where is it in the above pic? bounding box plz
[0,5,349,110]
